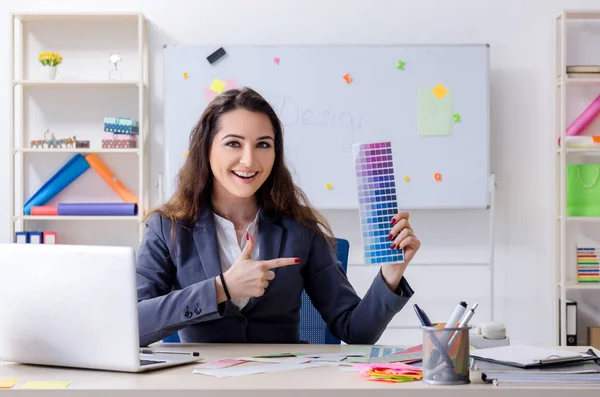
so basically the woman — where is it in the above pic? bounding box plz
[136,87,421,346]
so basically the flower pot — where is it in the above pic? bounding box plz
[42,66,57,80]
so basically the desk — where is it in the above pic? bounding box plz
[0,343,598,396]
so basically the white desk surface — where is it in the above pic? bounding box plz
[0,343,598,396]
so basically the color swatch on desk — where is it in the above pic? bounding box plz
[577,246,600,283]
[353,142,404,266]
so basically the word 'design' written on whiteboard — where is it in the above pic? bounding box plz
[163,44,490,210]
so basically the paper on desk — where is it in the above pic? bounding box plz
[0,378,17,388]
[193,363,324,377]
[248,352,304,358]
[237,357,311,364]
[306,355,348,362]
[20,381,71,389]
[194,359,249,369]
[297,352,365,359]
[347,353,422,364]
[391,344,422,355]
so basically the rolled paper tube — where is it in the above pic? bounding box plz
[56,203,138,216]
[85,154,138,204]
[23,154,90,215]
[566,94,600,136]
[30,206,58,216]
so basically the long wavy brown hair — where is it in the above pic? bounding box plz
[146,87,335,246]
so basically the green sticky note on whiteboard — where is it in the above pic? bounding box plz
[418,87,453,136]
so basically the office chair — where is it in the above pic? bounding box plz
[299,237,349,344]
[162,237,350,344]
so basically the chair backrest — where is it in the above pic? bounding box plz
[299,237,349,344]
[162,237,350,344]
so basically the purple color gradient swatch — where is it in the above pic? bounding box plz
[353,141,404,265]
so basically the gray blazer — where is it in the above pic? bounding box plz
[136,206,414,346]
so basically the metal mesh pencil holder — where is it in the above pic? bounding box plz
[422,325,471,385]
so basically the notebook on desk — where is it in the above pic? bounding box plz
[470,345,598,369]
[473,350,600,385]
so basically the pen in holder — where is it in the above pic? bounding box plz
[422,325,471,385]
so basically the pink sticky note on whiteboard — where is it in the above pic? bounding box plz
[203,78,238,104]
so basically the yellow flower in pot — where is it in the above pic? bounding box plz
[38,52,63,80]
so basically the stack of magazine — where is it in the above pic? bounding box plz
[470,345,600,385]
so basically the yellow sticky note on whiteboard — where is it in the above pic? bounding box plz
[209,78,226,94]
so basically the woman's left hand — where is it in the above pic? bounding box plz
[388,211,420,265]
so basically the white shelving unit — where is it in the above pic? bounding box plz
[555,10,600,346]
[9,12,149,245]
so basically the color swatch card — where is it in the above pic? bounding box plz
[353,142,404,265]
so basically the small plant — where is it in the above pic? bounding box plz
[38,52,63,67]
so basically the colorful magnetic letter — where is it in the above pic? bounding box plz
[434,172,442,181]
[432,84,448,99]
[343,73,353,84]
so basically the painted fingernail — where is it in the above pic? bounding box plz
[387,233,393,240]
[294,258,301,263]
[245,232,249,240]
[390,218,397,225]
[390,243,396,249]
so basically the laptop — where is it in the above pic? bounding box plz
[0,243,202,372]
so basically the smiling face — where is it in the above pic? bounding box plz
[209,108,276,201]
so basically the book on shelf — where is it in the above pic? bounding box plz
[565,65,600,79]
[576,245,600,283]
[567,65,600,73]
[568,72,600,79]
[564,136,600,148]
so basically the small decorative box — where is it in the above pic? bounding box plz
[102,133,137,149]
[76,140,90,148]
[103,117,139,135]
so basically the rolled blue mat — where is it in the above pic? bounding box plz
[23,154,90,215]
[56,203,138,216]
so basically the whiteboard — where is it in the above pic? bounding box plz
[163,44,490,209]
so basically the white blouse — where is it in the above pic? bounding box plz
[212,211,260,310]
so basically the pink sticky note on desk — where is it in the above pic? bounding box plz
[203,78,238,104]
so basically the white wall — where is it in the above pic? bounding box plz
[4,0,600,346]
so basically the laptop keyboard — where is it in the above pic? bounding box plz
[140,359,167,366]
